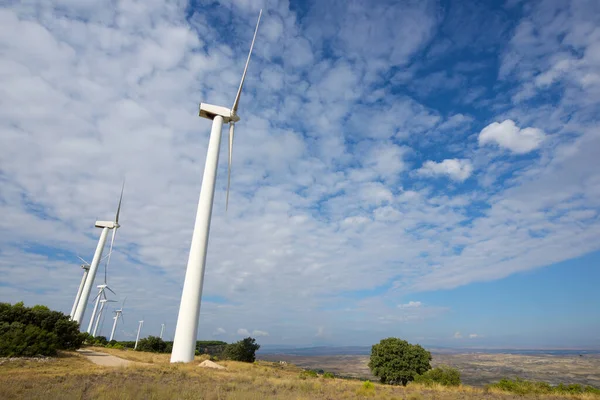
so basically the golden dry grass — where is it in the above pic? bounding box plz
[1,348,599,400]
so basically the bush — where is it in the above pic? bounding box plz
[136,336,168,353]
[323,371,335,379]
[222,337,260,363]
[368,337,432,386]
[414,365,461,386]
[299,370,318,379]
[0,302,83,357]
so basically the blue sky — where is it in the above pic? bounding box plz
[0,0,599,348]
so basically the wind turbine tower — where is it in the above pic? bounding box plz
[93,298,116,337]
[87,284,115,334]
[72,185,124,325]
[109,298,126,342]
[160,323,165,340]
[69,262,90,319]
[135,320,144,350]
[170,9,263,364]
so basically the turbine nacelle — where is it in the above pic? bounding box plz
[95,220,119,229]
[199,103,239,123]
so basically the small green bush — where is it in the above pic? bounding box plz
[323,371,335,379]
[362,380,375,390]
[413,365,461,386]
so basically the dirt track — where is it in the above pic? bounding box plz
[77,349,137,367]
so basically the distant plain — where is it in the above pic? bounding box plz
[258,351,600,387]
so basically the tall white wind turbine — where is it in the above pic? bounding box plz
[92,298,117,337]
[109,297,126,342]
[72,184,124,325]
[135,320,144,350]
[170,10,263,363]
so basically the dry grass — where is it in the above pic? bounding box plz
[1,349,599,400]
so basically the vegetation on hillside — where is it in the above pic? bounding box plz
[0,302,83,356]
[487,378,600,396]
[1,350,598,400]
[368,337,432,386]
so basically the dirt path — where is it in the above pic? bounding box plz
[77,349,140,367]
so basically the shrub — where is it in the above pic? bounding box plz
[222,337,260,363]
[323,371,335,379]
[135,336,167,353]
[414,365,461,386]
[300,370,318,378]
[0,302,83,357]
[368,337,432,386]
[356,380,376,397]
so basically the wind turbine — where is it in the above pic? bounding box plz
[93,298,117,337]
[135,320,144,350]
[69,253,112,319]
[87,284,116,334]
[69,261,90,319]
[160,323,165,339]
[72,184,124,325]
[109,297,126,342]
[170,9,263,364]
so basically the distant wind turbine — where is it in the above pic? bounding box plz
[171,9,263,364]
[69,261,89,319]
[87,284,116,334]
[160,323,165,340]
[72,184,124,324]
[109,297,126,342]
[92,298,117,337]
[135,320,144,350]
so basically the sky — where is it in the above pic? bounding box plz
[0,0,599,349]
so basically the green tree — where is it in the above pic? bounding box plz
[0,302,83,357]
[368,337,432,386]
[222,337,260,362]
[136,336,168,353]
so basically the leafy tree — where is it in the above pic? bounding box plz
[414,365,461,386]
[368,337,432,386]
[222,337,260,363]
[136,336,168,353]
[0,302,83,357]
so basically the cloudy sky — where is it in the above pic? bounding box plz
[1,0,599,349]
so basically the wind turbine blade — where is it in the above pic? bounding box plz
[122,296,127,309]
[231,9,262,114]
[115,181,124,225]
[106,286,116,295]
[77,256,90,265]
[104,228,117,284]
[226,123,234,211]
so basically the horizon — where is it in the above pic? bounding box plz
[1,0,599,350]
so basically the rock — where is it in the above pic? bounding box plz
[199,360,226,370]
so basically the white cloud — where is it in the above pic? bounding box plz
[454,332,463,339]
[237,328,250,336]
[213,327,226,336]
[418,159,474,182]
[315,326,325,337]
[478,119,546,154]
[469,333,479,338]
[0,0,599,348]
[398,301,422,309]
[252,330,269,337]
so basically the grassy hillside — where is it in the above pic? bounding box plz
[1,348,599,400]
